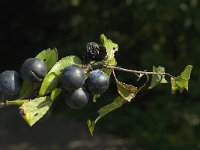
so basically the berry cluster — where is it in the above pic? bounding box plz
[0,58,47,100]
[61,65,109,109]
[0,42,109,110]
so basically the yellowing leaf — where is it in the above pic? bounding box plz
[114,72,138,102]
[116,81,137,102]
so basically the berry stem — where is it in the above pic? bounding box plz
[0,100,28,107]
[104,65,174,78]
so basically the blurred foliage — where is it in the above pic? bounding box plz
[0,0,200,150]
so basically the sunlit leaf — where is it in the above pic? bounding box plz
[50,88,63,101]
[171,65,193,94]
[49,55,82,75]
[39,73,59,96]
[87,120,95,136]
[19,96,52,126]
[36,48,58,71]
[6,99,28,105]
[100,34,118,62]
[149,66,168,89]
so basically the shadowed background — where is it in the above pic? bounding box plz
[0,0,200,150]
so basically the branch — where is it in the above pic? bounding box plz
[104,65,174,78]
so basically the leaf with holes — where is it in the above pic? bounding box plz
[19,96,52,126]
[100,34,118,62]
[49,55,82,75]
[87,96,127,135]
[149,66,168,89]
[39,55,82,96]
[114,73,138,102]
[171,65,193,94]
[36,48,58,71]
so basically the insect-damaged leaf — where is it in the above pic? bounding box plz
[36,48,58,72]
[19,96,52,126]
[149,66,168,89]
[113,72,137,102]
[100,34,118,62]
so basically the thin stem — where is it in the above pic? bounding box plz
[104,65,174,78]
[0,100,27,108]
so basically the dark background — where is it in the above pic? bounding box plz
[0,0,200,150]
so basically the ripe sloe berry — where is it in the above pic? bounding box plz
[20,58,47,83]
[60,65,85,91]
[0,70,21,100]
[65,88,89,109]
[85,69,109,95]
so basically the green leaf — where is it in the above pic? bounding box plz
[149,66,168,89]
[100,34,118,62]
[39,73,60,96]
[114,73,138,102]
[49,55,82,75]
[171,65,193,94]
[87,96,127,135]
[19,96,52,126]
[50,88,63,101]
[39,55,82,96]
[116,81,138,102]
[96,96,127,122]
[36,48,58,71]
[87,120,95,136]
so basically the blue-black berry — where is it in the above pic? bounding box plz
[20,58,47,83]
[85,69,109,95]
[0,70,21,100]
[65,88,89,109]
[60,65,85,91]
